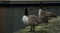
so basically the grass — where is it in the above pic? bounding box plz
[15,16,60,33]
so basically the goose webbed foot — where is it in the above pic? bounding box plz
[29,30,34,32]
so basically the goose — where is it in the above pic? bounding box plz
[38,9,57,23]
[22,8,57,32]
[22,8,41,32]
[38,9,57,18]
[38,9,48,23]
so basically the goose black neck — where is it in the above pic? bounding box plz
[24,8,28,16]
[40,2,42,9]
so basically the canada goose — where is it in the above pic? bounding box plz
[38,9,57,18]
[38,9,48,23]
[22,8,40,32]
[38,9,57,23]
[22,8,57,32]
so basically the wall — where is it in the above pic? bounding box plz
[0,0,59,1]
[0,7,7,33]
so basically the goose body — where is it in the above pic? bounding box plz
[22,15,40,25]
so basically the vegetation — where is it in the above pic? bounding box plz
[16,16,60,33]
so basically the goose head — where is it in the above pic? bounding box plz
[24,8,28,16]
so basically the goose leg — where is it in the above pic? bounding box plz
[29,26,33,32]
[32,26,35,32]
[29,25,35,32]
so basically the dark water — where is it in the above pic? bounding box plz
[5,6,60,33]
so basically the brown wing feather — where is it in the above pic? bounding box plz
[28,15,39,25]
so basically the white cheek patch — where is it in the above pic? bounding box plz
[22,15,29,24]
